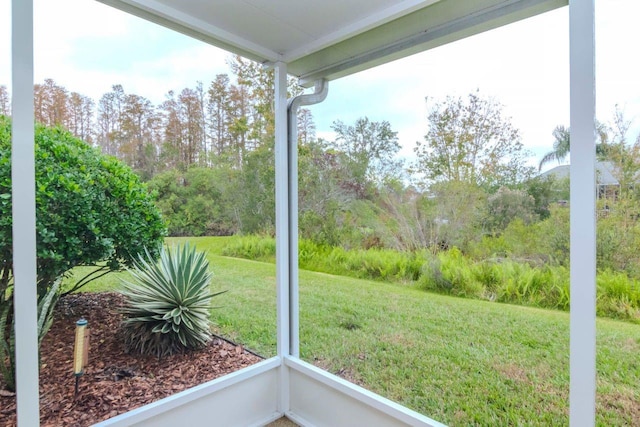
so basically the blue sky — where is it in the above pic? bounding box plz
[1,0,639,169]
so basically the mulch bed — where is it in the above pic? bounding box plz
[0,292,262,426]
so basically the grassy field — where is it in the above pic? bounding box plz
[72,236,640,426]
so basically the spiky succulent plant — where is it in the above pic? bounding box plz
[120,243,224,357]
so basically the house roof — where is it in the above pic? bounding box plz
[541,161,620,186]
[97,0,566,85]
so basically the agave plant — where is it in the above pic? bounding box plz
[120,243,224,358]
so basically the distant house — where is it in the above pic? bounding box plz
[540,161,621,200]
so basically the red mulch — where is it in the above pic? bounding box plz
[0,292,262,426]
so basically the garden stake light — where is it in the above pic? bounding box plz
[73,318,88,396]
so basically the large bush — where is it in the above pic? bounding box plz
[0,116,166,389]
[0,116,166,296]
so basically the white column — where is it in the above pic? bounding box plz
[569,1,596,426]
[274,61,290,413]
[11,0,40,425]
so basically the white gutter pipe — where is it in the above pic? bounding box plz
[286,80,329,358]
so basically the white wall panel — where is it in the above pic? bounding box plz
[94,359,280,427]
[287,358,445,427]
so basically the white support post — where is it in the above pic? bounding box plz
[11,0,40,425]
[274,61,290,414]
[569,1,596,426]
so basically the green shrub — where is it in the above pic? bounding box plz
[417,252,571,310]
[120,244,224,357]
[486,186,538,231]
[0,116,166,297]
[148,167,238,237]
[418,252,450,292]
[0,116,165,389]
[596,201,640,278]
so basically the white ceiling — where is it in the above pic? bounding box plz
[97,0,567,85]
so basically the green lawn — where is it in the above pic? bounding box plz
[74,237,640,426]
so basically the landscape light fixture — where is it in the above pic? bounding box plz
[73,318,88,396]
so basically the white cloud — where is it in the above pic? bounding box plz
[1,0,230,102]
[33,43,230,103]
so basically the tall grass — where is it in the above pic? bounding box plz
[419,250,571,310]
[222,235,640,323]
[221,235,276,262]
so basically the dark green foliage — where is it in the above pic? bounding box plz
[596,199,640,277]
[149,147,276,237]
[538,207,570,266]
[521,175,557,219]
[237,146,276,234]
[0,115,166,297]
[486,186,538,232]
[0,116,165,389]
[121,243,224,357]
[297,139,363,246]
[149,167,238,236]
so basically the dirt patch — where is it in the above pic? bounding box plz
[0,292,262,426]
[381,332,415,348]
[598,390,640,424]
[494,362,529,383]
[622,337,639,352]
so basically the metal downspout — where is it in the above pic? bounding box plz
[287,80,329,358]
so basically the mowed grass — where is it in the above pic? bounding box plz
[71,237,640,426]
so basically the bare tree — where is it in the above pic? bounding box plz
[120,93,159,178]
[34,79,69,127]
[207,74,231,158]
[297,108,316,144]
[226,84,250,168]
[161,90,186,170]
[0,86,9,116]
[67,92,94,143]
[179,87,205,166]
[96,85,126,156]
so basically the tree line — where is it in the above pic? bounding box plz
[0,56,308,181]
[0,69,574,246]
